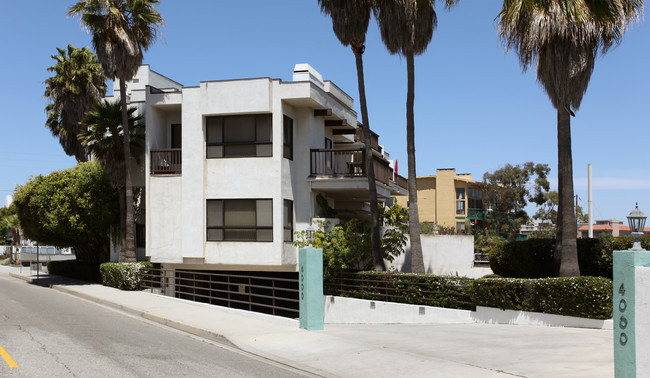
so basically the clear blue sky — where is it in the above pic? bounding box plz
[1,1,648,221]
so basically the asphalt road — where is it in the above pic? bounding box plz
[0,271,311,377]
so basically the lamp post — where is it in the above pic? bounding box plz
[305,225,316,247]
[627,203,646,251]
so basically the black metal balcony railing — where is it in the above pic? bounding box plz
[151,148,182,175]
[310,148,407,190]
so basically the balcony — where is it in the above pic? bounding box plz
[310,148,406,190]
[151,149,182,175]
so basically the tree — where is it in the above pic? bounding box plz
[44,44,107,162]
[482,162,550,239]
[319,0,385,272]
[69,0,162,262]
[79,100,144,255]
[374,0,458,273]
[498,1,643,276]
[0,206,20,262]
[12,162,119,264]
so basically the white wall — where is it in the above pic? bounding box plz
[386,235,493,278]
[636,267,650,377]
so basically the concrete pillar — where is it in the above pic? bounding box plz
[299,248,324,330]
[613,250,650,377]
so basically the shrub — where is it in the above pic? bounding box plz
[487,235,647,279]
[47,260,102,283]
[100,262,152,291]
[471,276,612,320]
[325,271,475,310]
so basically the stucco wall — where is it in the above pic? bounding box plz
[636,267,650,377]
[386,234,492,278]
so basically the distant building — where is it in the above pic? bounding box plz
[578,219,650,238]
[394,168,488,233]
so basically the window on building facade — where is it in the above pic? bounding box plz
[284,199,293,242]
[206,114,272,158]
[456,222,466,232]
[468,188,484,209]
[206,199,273,242]
[456,187,466,200]
[456,200,465,214]
[283,115,293,160]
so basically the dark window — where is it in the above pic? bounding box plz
[283,115,293,160]
[207,199,273,242]
[456,187,466,200]
[206,114,272,158]
[171,124,182,149]
[284,200,293,242]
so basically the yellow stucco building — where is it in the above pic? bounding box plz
[394,169,488,232]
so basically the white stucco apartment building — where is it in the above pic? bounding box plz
[113,64,406,275]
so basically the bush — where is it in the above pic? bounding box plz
[325,271,475,310]
[47,260,102,283]
[100,262,152,291]
[471,276,612,320]
[487,235,650,279]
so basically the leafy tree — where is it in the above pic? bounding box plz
[295,204,409,278]
[373,0,459,274]
[482,162,550,239]
[497,0,643,276]
[0,206,20,262]
[12,162,119,264]
[44,44,106,162]
[319,0,385,272]
[69,0,163,262]
[79,100,144,253]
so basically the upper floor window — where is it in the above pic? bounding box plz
[206,114,272,158]
[206,199,273,242]
[456,187,466,200]
[283,115,293,160]
[456,200,465,214]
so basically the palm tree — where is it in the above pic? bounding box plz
[374,0,458,273]
[319,0,386,271]
[498,0,643,276]
[69,0,162,262]
[79,100,144,257]
[44,44,106,162]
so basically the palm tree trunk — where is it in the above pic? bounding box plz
[119,79,136,262]
[354,46,385,272]
[556,108,580,276]
[406,52,424,274]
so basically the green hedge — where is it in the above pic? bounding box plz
[487,235,650,279]
[47,260,102,283]
[325,271,475,310]
[470,276,613,320]
[100,262,152,291]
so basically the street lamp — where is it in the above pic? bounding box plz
[627,203,646,251]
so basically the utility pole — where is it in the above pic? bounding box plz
[587,164,594,238]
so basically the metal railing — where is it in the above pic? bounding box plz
[324,272,475,310]
[310,148,407,190]
[151,148,182,175]
[141,267,299,318]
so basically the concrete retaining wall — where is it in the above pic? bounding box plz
[324,296,474,324]
[323,296,612,329]
[385,234,493,278]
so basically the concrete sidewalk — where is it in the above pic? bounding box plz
[2,266,614,377]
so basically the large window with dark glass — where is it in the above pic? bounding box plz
[468,188,484,209]
[206,199,273,242]
[283,115,293,160]
[206,114,272,158]
[284,199,293,242]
